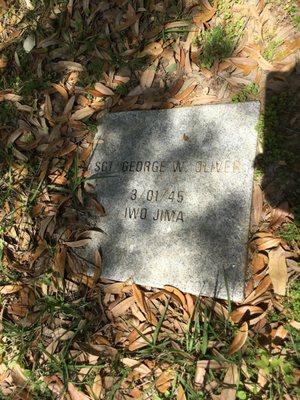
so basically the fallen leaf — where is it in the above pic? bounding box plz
[268,246,288,295]
[176,384,187,400]
[251,183,263,229]
[140,59,159,89]
[111,297,135,318]
[220,364,239,400]
[231,305,264,323]
[132,284,157,325]
[139,41,163,57]
[254,236,281,251]
[155,371,174,394]
[251,252,268,274]
[94,82,114,96]
[193,6,216,24]
[68,382,90,400]
[63,239,91,248]
[290,320,300,330]
[90,374,103,399]
[243,275,272,304]
[229,322,248,355]
[23,34,36,53]
[0,285,22,294]
[194,362,206,388]
[164,285,187,309]
[71,106,95,120]
[51,83,68,100]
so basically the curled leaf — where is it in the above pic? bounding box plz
[229,322,248,355]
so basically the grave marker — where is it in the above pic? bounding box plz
[86,102,260,301]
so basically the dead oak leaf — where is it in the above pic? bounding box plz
[220,364,239,400]
[132,283,157,325]
[68,382,90,400]
[268,245,288,296]
[140,59,159,89]
[155,370,174,394]
[94,82,114,96]
[176,384,187,400]
[139,41,163,58]
[229,322,248,355]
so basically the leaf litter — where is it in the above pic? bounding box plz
[0,0,299,399]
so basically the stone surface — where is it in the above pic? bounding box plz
[87,102,260,301]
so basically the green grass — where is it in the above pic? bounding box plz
[232,83,260,103]
[263,38,284,61]
[279,222,300,244]
[197,25,235,68]
[197,17,244,68]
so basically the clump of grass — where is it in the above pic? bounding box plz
[197,17,244,69]
[279,222,300,244]
[232,83,260,103]
[286,279,300,321]
[198,25,234,68]
[262,38,284,61]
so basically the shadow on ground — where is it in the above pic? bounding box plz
[257,63,300,218]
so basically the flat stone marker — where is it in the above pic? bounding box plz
[87,102,260,301]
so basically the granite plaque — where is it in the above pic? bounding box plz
[88,102,260,301]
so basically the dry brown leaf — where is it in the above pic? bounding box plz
[71,106,95,120]
[53,244,66,277]
[130,388,143,398]
[104,282,129,294]
[165,21,190,29]
[251,252,268,274]
[269,202,291,230]
[251,183,263,229]
[194,362,206,388]
[90,374,103,399]
[173,83,197,101]
[140,59,159,89]
[94,82,114,96]
[11,363,27,387]
[64,238,91,248]
[197,359,227,369]
[257,368,267,390]
[55,61,84,72]
[155,370,174,394]
[243,275,272,304]
[228,57,258,76]
[164,285,187,309]
[55,142,77,157]
[139,41,163,57]
[128,334,151,351]
[231,305,264,323]
[268,246,287,296]
[3,93,23,102]
[44,375,64,398]
[132,284,157,325]
[193,6,216,24]
[0,285,22,294]
[255,237,281,251]
[290,320,300,330]
[176,384,187,400]
[68,382,90,400]
[51,83,68,100]
[111,297,135,318]
[220,364,239,400]
[133,363,152,377]
[63,95,75,115]
[229,322,248,355]
[121,357,140,367]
